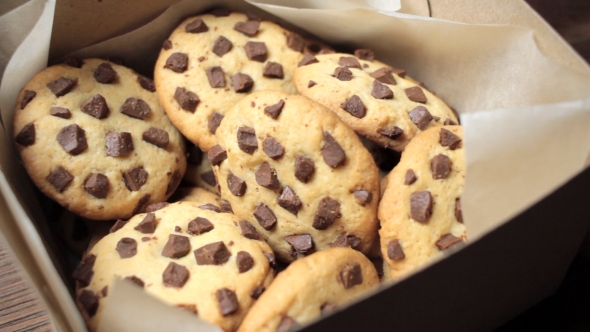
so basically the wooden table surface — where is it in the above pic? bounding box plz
[0,0,589,331]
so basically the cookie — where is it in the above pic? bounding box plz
[73,201,275,332]
[293,52,459,152]
[183,142,220,194]
[154,11,324,151]
[237,247,379,332]
[211,90,380,262]
[13,58,186,220]
[176,186,234,214]
[378,126,466,281]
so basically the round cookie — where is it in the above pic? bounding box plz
[237,247,379,332]
[154,11,319,151]
[73,201,275,332]
[13,58,186,220]
[183,142,220,194]
[379,125,466,282]
[293,53,459,152]
[211,90,380,262]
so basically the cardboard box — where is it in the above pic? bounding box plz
[1,0,590,331]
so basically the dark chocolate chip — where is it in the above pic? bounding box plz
[313,197,341,230]
[234,20,259,36]
[162,39,173,50]
[81,94,109,119]
[200,171,217,187]
[250,286,265,299]
[106,132,134,157]
[262,137,284,159]
[436,233,464,250]
[255,162,280,190]
[379,126,404,140]
[94,63,117,84]
[47,167,74,192]
[165,53,188,73]
[205,66,226,88]
[287,32,305,52]
[20,90,36,109]
[294,155,314,183]
[227,171,247,196]
[162,234,191,258]
[120,98,151,120]
[146,202,169,213]
[263,62,284,79]
[284,234,313,256]
[236,126,258,154]
[101,285,108,297]
[166,170,182,195]
[174,87,200,112]
[124,275,145,288]
[199,203,221,213]
[211,7,231,16]
[57,124,87,155]
[431,154,452,179]
[264,252,277,269]
[253,203,277,230]
[409,106,433,130]
[439,128,461,150]
[185,18,208,33]
[444,118,458,126]
[133,194,151,215]
[239,221,260,240]
[340,262,363,289]
[334,66,353,81]
[404,169,417,185]
[137,75,155,92]
[216,288,239,316]
[206,112,224,134]
[50,107,71,119]
[213,36,233,57]
[322,132,346,168]
[63,57,83,68]
[372,80,394,99]
[244,41,268,62]
[47,76,77,97]
[339,56,361,69]
[110,219,128,233]
[188,217,214,235]
[308,80,317,88]
[391,67,406,78]
[405,86,427,104]
[208,145,227,165]
[353,190,372,206]
[116,237,137,258]
[298,54,319,67]
[194,241,231,265]
[387,239,405,261]
[410,191,433,223]
[341,95,366,118]
[15,123,35,146]
[330,232,361,250]
[232,73,254,93]
[354,48,374,61]
[142,127,169,149]
[455,198,463,223]
[220,200,233,213]
[433,115,441,122]
[72,254,96,287]
[264,99,284,119]
[277,186,302,215]
[78,290,99,317]
[123,167,148,191]
[162,262,189,288]
[236,251,254,273]
[84,173,109,198]
[370,67,396,85]
[134,213,156,234]
[277,316,298,332]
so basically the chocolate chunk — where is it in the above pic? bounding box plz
[227,171,247,196]
[185,18,208,33]
[106,132,134,157]
[220,200,233,213]
[277,316,298,332]
[287,32,305,52]
[308,80,317,88]
[236,251,254,273]
[264,252,277,269]
[433,115,441,122]
[165,53,189,73]
[134,213,156,234]
[116,237,137,258]
[123,167,148,191]
[188,217,214,235]
[110,219,128,233]
[20,90,36,109]
[387,239,405,261]
[294,155,314,183]
[339,56,361,69]
[141,127,169,149]
[81,94,109,119]
[264,99,284,119]
[431,154,452,179]
[216,288,239,316]
[205,66,226,88]
[208,145,227,165]
[440,128,462,150]
[72,254,96,287]
[250,286,265,299]
[166,170,182,195]
[124,275,145,288]
[353,190,372,206]
[244,41,268,62]
[444,118,458,126]
[174,87,200,112]
[232,73,254,93]
[63,57,83,68]
[372,80,394,99]
[262,137,284,159]
[322,132,346,168]
[410,191,433,223]
[212,36,232,57]
[436,233,464,250]
[236,126,258,154]
[146,202,169,213]
[285,234,313,256]
[405,86,427,103]
[57,124,87,155]
[354,48,375,61]
[162,39,173,50]
[253,203,277,230]
[15,123,35,146]
[340,262,363,289]
[47,76,77,97]
[78,290,99,317]
[211,7,231,16]
[199,203,221,213]
[162,234,191,258]
[331,232,361,249]
[101,286,108,297]
[234,20,259,36]
[204,113,224,136]
[334,66,353,81]
[455,198,463,223]
[239,221,260,240]
[47,167,74,192]
[379,126,404,140]
[120,97,151,119]
[254,162,280,190]
[50,106,71,119]
[94,62,117,84]
[200,171,217,187]
[133,194,151,215]
[341,95,366,118]
[391,67,406,78]
[405,169,417,185]
[277,186,302,215]
[84,173,109,198]
[313,197,341,230]
[263,62,284,79]
[194,241,231,265]
[137,75,156,92]
[298,54,319,67]
[162,262,189,288]
[409,106,433,130]
[370,67,396,85]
